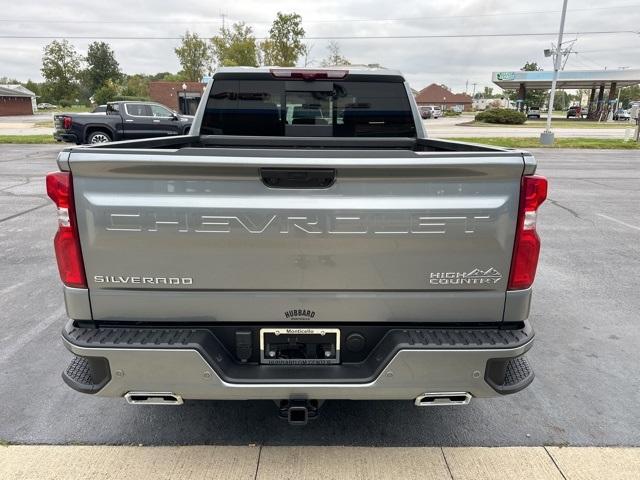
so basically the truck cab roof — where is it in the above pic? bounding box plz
[214,66,403,76]
[211,66,406,83]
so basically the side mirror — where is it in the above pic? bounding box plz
[171,113,179,121]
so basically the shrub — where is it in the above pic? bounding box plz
[475,108,526,125]
[444,110,462,117]
[93,81,120,105]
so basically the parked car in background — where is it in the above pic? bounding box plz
[418,106,432,119]
[421,105,442,118]
[37,103,58,109]
[91,105,107,114]
[566,106,587,119]
[613,109,630,121]
[54,101,193,144]
[527,106,541,119]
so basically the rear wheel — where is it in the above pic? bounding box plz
[86,130,111,144]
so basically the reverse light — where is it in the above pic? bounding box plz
[508,175,548,290]
[269,68,348,80]
[46,172,87,288]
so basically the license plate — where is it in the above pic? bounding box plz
[260,328,340,365]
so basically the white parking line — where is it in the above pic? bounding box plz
[596,213,640,232]
[0,305,65,362]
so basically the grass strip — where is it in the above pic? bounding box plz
[0,135,58,144]
[449,137,640,149]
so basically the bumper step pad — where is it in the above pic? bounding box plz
[504,356,533,387]
[62,355,111,394]
[485,354,534,394]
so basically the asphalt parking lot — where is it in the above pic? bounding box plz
[0,144,638,447]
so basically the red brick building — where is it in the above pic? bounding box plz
[415,84,473,111]
[0,86,35,116]
[149,81,206,115]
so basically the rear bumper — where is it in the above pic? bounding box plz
[53,131,78,143]
[61,320,535,401]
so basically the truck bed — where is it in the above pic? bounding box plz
[63,134,519,153]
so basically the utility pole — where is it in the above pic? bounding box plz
[465,80,469,94]
[472,83,477,98]
[541,0,569,145]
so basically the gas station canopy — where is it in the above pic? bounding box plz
[492,69,640,90]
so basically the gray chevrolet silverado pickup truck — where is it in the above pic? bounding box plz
[47,67,547,424]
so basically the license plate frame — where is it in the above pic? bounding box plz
[259,328,341,365]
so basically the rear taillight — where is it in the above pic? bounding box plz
[269,68,348,80]
[46,172,86,288]
[62,116,72,129]
[508,175,548,290]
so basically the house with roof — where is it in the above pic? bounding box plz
[0,85,37,116]
[414,83,473,112]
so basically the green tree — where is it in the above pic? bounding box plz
[23,80,43,97]
[84,41,122,93]
[93,79,120,104]
[162,72,188,81]
[482,86,495,98]
[211,22,259,67]
[320,41,350,67]
[121,74,150,98]
[149,72,173,81]
[260,12,306,67]
[619,85,640,109]
[521,61,542,72]
[553,90,571,110]
[174,31,212,81]
[520,61,547,108]
[41,40,81,102]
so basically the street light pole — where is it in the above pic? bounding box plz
[181,83,187,115]
[541,0,569,145]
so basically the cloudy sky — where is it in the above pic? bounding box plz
[0,0,638,93]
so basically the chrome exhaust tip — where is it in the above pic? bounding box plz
[414,392,472,407]
[124,392,184,405]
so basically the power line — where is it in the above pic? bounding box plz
[573,52,607,69]
[276,3,640,23]
[1,3,639,24]
[576,47,636,53]
[0,30,637,41]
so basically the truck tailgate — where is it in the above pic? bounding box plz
[69,149,524,323]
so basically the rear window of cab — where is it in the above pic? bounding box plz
[201,79,416,137]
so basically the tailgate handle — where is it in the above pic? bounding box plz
[261,168,336,189]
